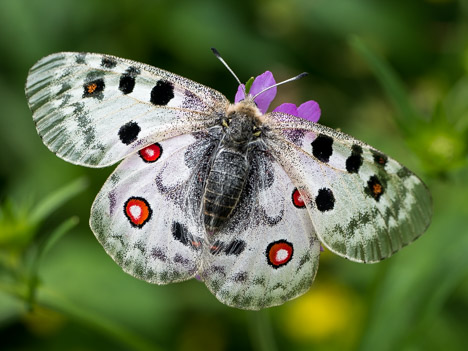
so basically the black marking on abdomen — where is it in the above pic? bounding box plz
[203,149,249,231]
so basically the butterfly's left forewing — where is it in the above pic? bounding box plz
[264,112,432,263]
[25,52,229,167]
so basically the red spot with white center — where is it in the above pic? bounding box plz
[292,188,306,208]
[139,143,162,162]
[124,197,152,228]
[266,240,294,268]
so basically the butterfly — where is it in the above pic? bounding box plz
[25,51,432,310]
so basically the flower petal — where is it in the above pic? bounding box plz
[297,100,321,122]
[249,71,276,113]
[273,103,298,116]
[235,84,246,103]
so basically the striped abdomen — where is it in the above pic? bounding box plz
[203,149,249,232]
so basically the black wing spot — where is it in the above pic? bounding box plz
[210,239,246,256]
[75,53,87,64]
[315,188,335,212]
[346,144,363,173]
[365,175,384,201]
[224,240,246,256]
[118,121,140,145]
[101,56,117,68]
[83,78,105,98]
[172,222,201,250]
[119,75,136,94]
[150,80,174,105]
[210,241,225,255]
[119,66,140,94]
[371,150,388,167]
[397,167,411,179]
[311,134,333,163]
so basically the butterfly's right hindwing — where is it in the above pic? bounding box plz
[25,52,229,167]
[90,133,213,283]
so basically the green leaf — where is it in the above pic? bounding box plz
[349,36,422,135]
[245,76,255,95]
[29,178,88,225]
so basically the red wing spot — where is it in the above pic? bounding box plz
[292,188,306,208]
[266,240,294,268]
[124,197,152,228]
[139,143,162,163]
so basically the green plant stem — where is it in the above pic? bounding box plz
[247,309,278,351]
[2,282,160,351]
[26,216,79,309]
[39,288,159,351]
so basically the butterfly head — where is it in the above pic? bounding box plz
[224,99,264,144]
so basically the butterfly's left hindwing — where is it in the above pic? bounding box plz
[264,112,432,263]
[90,133,208,283]
[25,52,229,167]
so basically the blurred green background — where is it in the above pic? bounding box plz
[1,0,468,350]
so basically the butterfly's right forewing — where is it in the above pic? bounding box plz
[264,112,432,263]
[25,52,229,167]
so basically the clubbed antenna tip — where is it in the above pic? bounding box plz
[211,47,221,58]
[211,47,242,87]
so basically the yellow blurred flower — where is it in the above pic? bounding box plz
[281,279,362,343]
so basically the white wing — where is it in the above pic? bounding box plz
[90,133,207,283]
[200,154,321,310]
[263,112,432,263]
[25,52,229,167]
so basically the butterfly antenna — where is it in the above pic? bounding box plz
[211,48,243,90]
[252,72,308,100]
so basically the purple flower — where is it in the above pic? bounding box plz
[235,71,321,122]
[273,101,321,123]
[235,71,277,114]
